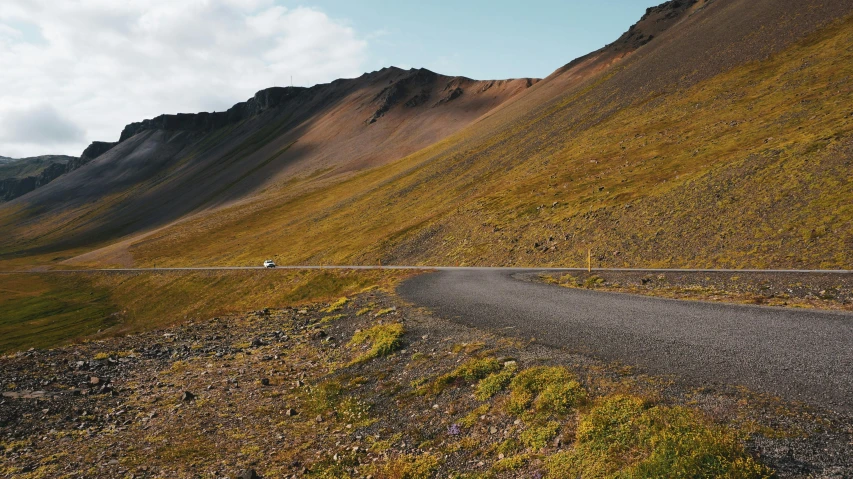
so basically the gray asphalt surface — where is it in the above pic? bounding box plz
[397,269,853,413]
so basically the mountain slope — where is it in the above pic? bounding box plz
[0,69,535,260]
[2,0,852,270]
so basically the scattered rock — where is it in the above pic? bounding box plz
[237,469,262,479]
[181,391,195,402]
[285,408,297,416]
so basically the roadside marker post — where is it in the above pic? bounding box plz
[588,249,592,273]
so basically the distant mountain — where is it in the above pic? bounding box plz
[2,0,852,270]
[0,144,115,202]
[0,155,72,179]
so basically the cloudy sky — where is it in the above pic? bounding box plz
[0,0,649,158]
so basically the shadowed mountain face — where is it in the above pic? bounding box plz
[2,0,852,269]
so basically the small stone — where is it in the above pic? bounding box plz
[315,415,323,423]
[181,391,195,401]
[238,469,262,479]
[295,380,304,388]
[89,377,101,386]
[286,408,297,416]
[260,378,270,386]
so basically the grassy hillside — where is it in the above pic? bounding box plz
[0,2,850,271]
[0,269,410,353]
[113,13,853,270]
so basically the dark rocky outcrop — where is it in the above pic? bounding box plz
[367,68,442,123]
[404,88,432,108]
[434,87,464,106]
[80,141,117,163]
[610,0,700,53]
[550,0,700,78]
[118,87,306,141]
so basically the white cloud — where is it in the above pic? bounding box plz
[0,104,85,146]
[0,1,369,158]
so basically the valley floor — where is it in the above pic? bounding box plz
[2,289,851,478]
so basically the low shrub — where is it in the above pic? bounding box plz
[348,323,405,363]
[506,366,587,416]
[322,297,349,313]
[520,421,561,450]
[475,361,518,400]
[425,357,502,395]
[545,395,773,478]
[371,453,440,479]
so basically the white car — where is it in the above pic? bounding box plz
[263,260,276,268]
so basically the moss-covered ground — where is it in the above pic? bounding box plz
[0,269,411,354]
[2,290,815,478]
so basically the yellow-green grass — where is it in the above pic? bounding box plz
[505,366,588,417]
[0,269,410,354]
[368,452,440,479]
[545,395,772,478]
[119,16,853,270]
[422,357,503,395]
[348,322,405,363]
[0,273,118,353]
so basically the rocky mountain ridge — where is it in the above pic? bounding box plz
[117,67,538,142]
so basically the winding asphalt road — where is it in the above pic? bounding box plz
[397,269,853,413]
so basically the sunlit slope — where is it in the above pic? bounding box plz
[0,69,535,262]
[125,13,853,269]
